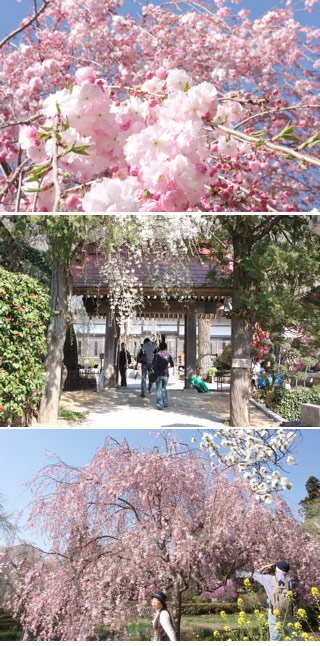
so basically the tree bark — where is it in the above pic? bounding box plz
[171,580,182,641]
[103,313,119,387]
[198,316,211,380]
[38,258,73,424]
[184,311,197,388]
[230,237,252,427]
[63,324,79,371]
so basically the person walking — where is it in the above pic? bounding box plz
[151,591,176,641]
[119,343,131,387]
[152,341,174,410]
[248,561,297,641]
[137,338,156,398]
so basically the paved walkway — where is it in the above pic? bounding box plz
[48,374,276,429]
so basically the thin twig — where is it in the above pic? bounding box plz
[52,116,61,212]
[0,112,42,131]
[234,104,320,130]
[0,1,51,49]
[15,147,24,212]
[0,158,30,201]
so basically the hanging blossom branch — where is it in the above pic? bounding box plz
[199,428,298,505]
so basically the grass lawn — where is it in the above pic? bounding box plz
[122,613,267,641]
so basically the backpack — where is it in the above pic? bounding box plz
[271,575,293,619]
[149,353,168,383]
[137,348,147,365]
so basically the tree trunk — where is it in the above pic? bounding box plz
[184,311,197,388]
[63,324,79,371]
[171,580,182,641]
[103,313,119,387]
[198,316,211,380]
[38,258,73,424]
[230,238,252,427]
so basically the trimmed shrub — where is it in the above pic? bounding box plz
[252,385,320,421]
[0,608,22,641]
[181,602,238,616]
[0,267,50,426]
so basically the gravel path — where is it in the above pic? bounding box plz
[50,375,276,429]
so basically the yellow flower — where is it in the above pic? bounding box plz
[246,620,252,626]
[273,609,281,618]
[254,609,260,615]
[291,632,298,638]
[239,611,246,618]
[243,638,249,641]
[224,625,231,632]
[311,587,319,599]
[283,637,291,641]
[264,622,269,628]
[308,637,315,642]
[213,631,220,638]
[287,590,294,599]
[287,623,293,628]
[276,622,283,631]
[259,613,265,621]
[243,578,252,589]
[294,622,302,630]
[301,633,309,640]
[220,610,226,618]
[238,618,245,627]
[297,608,307,620]
[237,597,244,606]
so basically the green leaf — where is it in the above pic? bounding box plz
[298,131,320,150]
[273,122,296,141]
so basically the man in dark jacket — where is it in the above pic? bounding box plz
[152,341,174,410]
[137,337,156,397]
[119,343,131,387]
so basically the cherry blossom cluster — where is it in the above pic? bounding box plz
[18,67,225,211]
[200,428,297,504]
[1,0,320,211]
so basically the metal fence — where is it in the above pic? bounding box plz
[64,370,97,392]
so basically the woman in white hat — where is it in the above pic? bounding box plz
[151,591,177,641]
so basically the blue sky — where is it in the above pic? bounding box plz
[1,0,320,39]
[0,428,319,549]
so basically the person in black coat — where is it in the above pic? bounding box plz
[119,343,131,387]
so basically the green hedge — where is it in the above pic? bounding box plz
[0,267,50,426]
[0,609,22,641]
[253,385,320,421]
[181,602,238,616]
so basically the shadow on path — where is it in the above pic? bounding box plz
[54,385,275,429]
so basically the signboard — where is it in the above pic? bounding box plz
[232,358,251,369]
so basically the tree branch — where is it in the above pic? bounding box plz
[0,1,52,50]
[212,123,320,169]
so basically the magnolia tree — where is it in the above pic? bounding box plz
[4,432,320,641]
[1,0,320,212]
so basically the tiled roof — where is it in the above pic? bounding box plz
[72,250,228,291]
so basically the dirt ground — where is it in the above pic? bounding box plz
[35,385,278,429]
